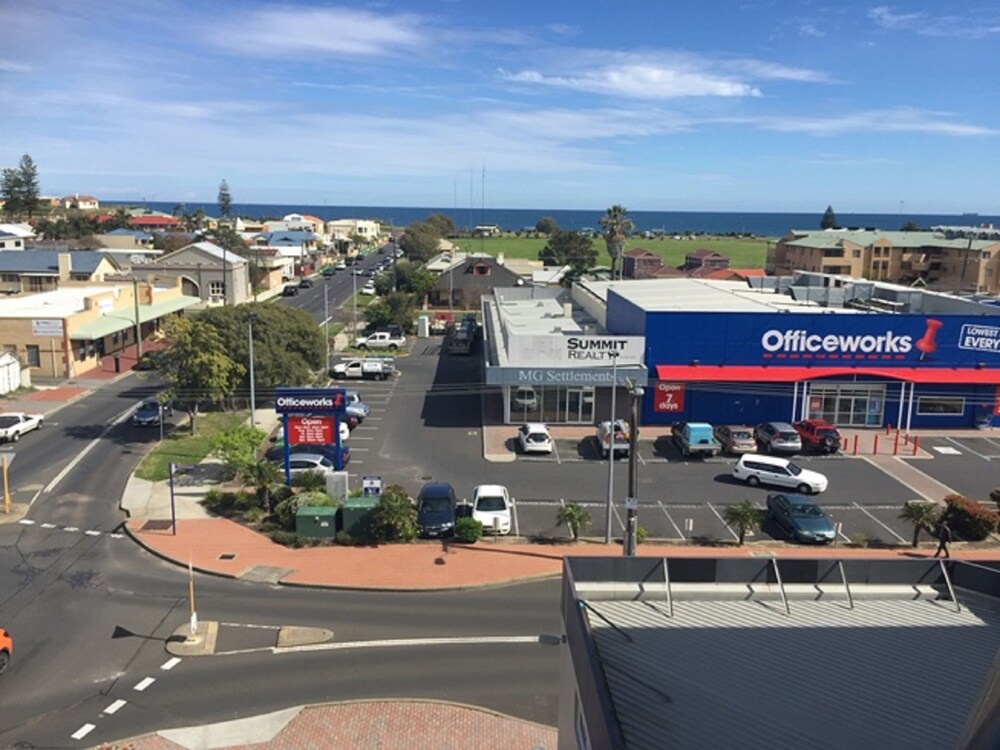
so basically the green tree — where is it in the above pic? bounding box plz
[424,212,456,237]
[364,291,416,333]
[722,501,765,546]
[218,180,232,219]
[370,484,418,543]
[211,426,267,480]
[599,205,634,280]
[155,316,245,433]
[556,502,592,542]
[240,459,286,514]
[535,216,559,235]
[2,154,40,219]
[901,221,921,232]
[820,205,838,230]
[399,222,442,263]
[539,230,596,273]
[898,501,942,547]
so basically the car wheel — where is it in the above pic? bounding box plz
[0,650,8,674]
[747,475,760,487]
[38,419,43,429]
[797,483,812,495]
[823,436,837,452]
[10,432,18,443]
[389,344,398,350]
[357,344,367,350]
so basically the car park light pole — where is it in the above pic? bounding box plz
[323,280,330,372]
[623,381,644,556]
[248,312,258,427]
[604,351,620,544]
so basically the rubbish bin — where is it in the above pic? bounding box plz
[341,495,380,538]
[295,506,338,538]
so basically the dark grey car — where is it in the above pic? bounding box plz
[766,492,835,544]
[416,482,458,538]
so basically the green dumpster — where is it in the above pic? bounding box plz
[295,506,338,538]
[341,495,380,538]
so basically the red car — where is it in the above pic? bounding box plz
[793,419,843,454]
[0,627,12,674]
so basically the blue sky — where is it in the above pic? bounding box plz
[3,1,999,213]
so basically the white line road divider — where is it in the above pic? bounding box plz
[71,724,95,740]
[133,677,155,692]
[103,699,127,715]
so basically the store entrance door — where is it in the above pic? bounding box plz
[565,387,595,423]
[809,383,885,427]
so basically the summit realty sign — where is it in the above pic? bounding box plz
[507,334,644,367]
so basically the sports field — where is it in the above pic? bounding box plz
[450,234,771,268]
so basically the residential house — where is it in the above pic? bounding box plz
[0,223,35,242]
[430,255,524,310]
[326,219,381,246]
[681,248,730,272]
[768,229,1000,294]
[61,194,100,210]
[0,250,121,294]
[95,228,156,250]
[264,213,324,234]
[0,350,26,395]
[128,214,183,231]
[0,233,25,252]
[473,224,502,237]
[621,248,685,279]
[250,231,324,278]
[0,279,199,378]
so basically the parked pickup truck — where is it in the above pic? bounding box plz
[793,419,843,454]
[596,419,630,459]
[671,421,721,458]
[0,412,44,443]
[329,358,395,381]
[353,331,406,350]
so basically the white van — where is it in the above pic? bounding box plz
[732,454,828,494]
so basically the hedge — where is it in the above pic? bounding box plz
[944,494,998,542]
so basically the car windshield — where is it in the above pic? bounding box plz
[731,430,752,440]
[787,462,803,476]
[476,496,506,512]
[816,428,838,437]
[792,504,823,517]
[526,433,548,443]
[421,497,451,512]
[0,416,17,427]
[779,431,798,440]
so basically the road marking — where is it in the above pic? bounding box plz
[18,519,34,525]
[133,676,155,692]
[104,699,127,715]
[63,526,79,532]
[934,445,962,455]
[40,408,134,498]
[41,522,56,528]
[110,533,124,539]
[220,622,280,629]
[272,635,546,656]
[85,530,101,536]
[945,437,992,460]
[657,501,685,539]
[852,502,907,543]
[71,724,95,740]
[161,657,181,670]
[707,502,741,541]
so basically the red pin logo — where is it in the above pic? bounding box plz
[915,319,943,361]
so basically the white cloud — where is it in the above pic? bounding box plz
[869,5,1000,38]
[735,107,999,136]
[500,64,761,99]
[0,60,32,73]
[206,5,431,59]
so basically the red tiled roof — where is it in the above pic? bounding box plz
[625,247,658,258]
[700,268,766,280]
[129,216,182,227]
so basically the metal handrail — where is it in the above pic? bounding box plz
[771,558,791,616]
[938,560,962,613]
[663,558,674,618]
[837,560,854,610]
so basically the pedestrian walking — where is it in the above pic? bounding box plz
[934,518,953,559]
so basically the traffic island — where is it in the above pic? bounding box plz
[166,620,219,657]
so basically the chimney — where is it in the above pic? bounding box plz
[57,252,71,279]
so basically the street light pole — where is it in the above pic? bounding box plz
[248,313,257,427]
[131,277,143,360]
[352,266,358,336]
[623,382,644,556]
[323,280,330,371]
[603,352,619,544]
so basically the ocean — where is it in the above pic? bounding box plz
[106,201,999,239]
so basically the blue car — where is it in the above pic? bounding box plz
[416,482,458,538]
[766,492,836,544]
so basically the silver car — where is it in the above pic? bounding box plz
[755,421,803,454]
[713,425,756,455]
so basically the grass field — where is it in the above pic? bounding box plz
[451,234,771,268]
[134,410,249,482]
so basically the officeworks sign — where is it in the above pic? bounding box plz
[506,334,645,367]
[274,387,346,414]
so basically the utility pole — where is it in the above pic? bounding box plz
[132,276,143,360]
[603,352,620,544]
[248,313,257,427]
[323,280,330,372]
[623,381,644,556]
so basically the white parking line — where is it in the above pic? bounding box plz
[657,501,685,539]
[852,502,907,543]
[70,724,95,740]
[133,676,155,692]
[946,437,994,461]
[18,519,34,525]
[85,530,101,536]
[511,497,520,538]
[103,699,127,715]
[161,657,182,670]
[63,526,79,532]
[707,503,741,541]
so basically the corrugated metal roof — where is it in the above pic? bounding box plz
[587,597,1000,749]
[0,249,109,274]
[785,229,999,250]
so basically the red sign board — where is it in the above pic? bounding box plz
[994,386,1000,416]
[287,416,333,445]
[654,383,685,413]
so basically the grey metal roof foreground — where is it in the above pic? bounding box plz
[0,249,107,274]
[588,597,997,749]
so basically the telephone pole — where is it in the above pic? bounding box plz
[623,381,644,556]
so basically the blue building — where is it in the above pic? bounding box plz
[584,273,1000,430]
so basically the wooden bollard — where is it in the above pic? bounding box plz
[893,430,900,455]
[912,436,920,456]
[873,434,880,454]
[852,434,859,455]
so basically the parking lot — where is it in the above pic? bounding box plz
[336,338,1000,549]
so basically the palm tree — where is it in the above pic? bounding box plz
[556,502,592,542]
[240,459,284,514]
[599,205,634,281]
[722,501,765,546]
[898,501,942,547]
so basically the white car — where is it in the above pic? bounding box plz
[0,412,43,443]
[471,484,512,535]
[518,422,553,454]
[361,282,376,295]
[334,260,347,270]
[285,453,337,476]
[732,454,828,494]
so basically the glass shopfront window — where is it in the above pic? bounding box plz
[808,383,886,427]
[507,385,595,424]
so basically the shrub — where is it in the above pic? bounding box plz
[335,530,357,546]
[636,526,648,545]
[211,426,267,479]
[292,471,328,492]
[991,486,1000,508]
[270,530,301,547]
[370,484,418,543]
[944,494,998,541]
[201,489,244,514]
[850,532,870,548]
[455,517,483,543]
[243,507,265,524]
[274,491,336,531]
[556,503,592,542]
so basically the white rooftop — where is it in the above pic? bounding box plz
[0,284,172,319]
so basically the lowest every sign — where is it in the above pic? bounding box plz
[959,324,1000,354]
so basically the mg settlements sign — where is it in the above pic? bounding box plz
[489,334,648,386]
